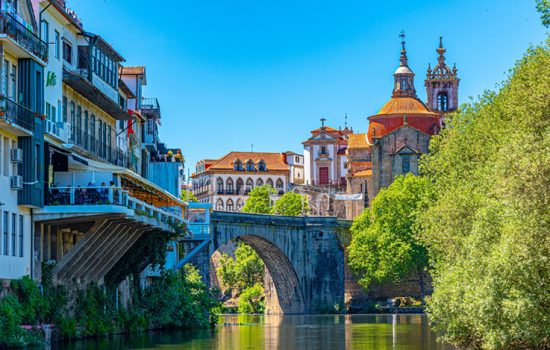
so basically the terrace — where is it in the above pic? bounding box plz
[0,96,35,136]
[0,11,48,63]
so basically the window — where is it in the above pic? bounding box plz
[2,59,8,96]
[437,92,448,111]
[57,100,61,123]
[276,179,284,190]
[84,110,89,149]
[295,156,300,163]
[54,30,60,59]
[52,105,56,123]
[246,160,255,172]
[216,199,224,211]
[217,178,224,194]
[63,41,72,64]
[245,178,253,194]
[45,102,51,121]
[92,46,117,88]
[236,178,244,194]
[256,178,264,187]
[11,213,16,256]
[18,215,23,257]
[266,178,274,188]
[41,20,49,44]
[226,199,234,212]
[3,212,7,255]
[10,64,16,101]
[402,155,411,174]
[226,178,234,194]
[90,114,96,151]
[321,146,327,155]
[62,96,67,123]
[258,160,267,172]
[237,199,244,211]
[234,159,243,171]
[76,105,82,145]
[70,101,75,141]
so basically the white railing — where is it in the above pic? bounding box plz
[127,196,184,227]
[47,186,128,206]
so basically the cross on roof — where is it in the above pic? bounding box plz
[320,117,327,127]
[399,30,406,50]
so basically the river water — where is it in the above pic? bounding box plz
[52,314,454,349]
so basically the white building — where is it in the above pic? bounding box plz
[284,151,304,185]
[192,152,290,211]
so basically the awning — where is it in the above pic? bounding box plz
[59,145,185,208]
[335,193,364,201]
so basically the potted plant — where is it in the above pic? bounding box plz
[166,150,173,161]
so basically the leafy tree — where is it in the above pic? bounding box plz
[237,284,265,314]
[217,242,265,295]
[536,0,550,27]
[181,190,198,202]
[348,174,431,303]
[418,40,550,349]
[241,185,275,214]
[274,192,309,216]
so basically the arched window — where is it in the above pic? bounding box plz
[402,155,411,174]
[216,198,224,211]
[216,178,224,194]
[246,160,255,172]
[226,178,234,194]
[236,178,244,194]
[266,178,274,188]
[276,179,284,190]
[256,178,264,187]
[237,198,244,211]
[258,160,267,172]
[245,178,254,194]
[437,92,448,111]
[234,159,243,171]
[226,199,234,212]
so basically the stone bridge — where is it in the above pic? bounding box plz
[204,212,351,314]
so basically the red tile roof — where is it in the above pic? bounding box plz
[208,152,289,172]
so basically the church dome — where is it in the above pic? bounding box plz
[376,96,436,116]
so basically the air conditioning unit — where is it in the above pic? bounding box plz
[10,148,23,163]
[10,175,22,190]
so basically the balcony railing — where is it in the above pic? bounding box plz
[141,98,160,112]
[0,12,48,62]
[46,185,185,230]
[0,96,35,131]
[68,129,128,168]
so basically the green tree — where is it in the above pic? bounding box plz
[217,242,265,295]
[241,185,275,214]
[181,190,198,202]
[348,174,431,302]
[237,284,265,314]
[418,41,550,349]
[536,0,550,27]
[274,192,309,216]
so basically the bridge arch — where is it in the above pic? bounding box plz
[209,212,348,314]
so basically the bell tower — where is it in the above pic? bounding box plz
[393,31,417,98]
[425,37,459,113]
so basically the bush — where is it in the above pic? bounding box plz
[237,284,265,314]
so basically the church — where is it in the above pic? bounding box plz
[303,35,460,218]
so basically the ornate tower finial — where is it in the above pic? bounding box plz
[425,37,459,114]
[437,36,446,62]
[344,113,348,128]
[399,30,408,66]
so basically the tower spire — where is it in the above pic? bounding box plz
[399,30,408,67]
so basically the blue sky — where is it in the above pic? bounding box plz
[68,0,547,176]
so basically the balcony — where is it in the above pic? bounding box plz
[68,129,128,168]
[44,119,70,143]
[44,185,184,234]
[0,96,35,136]
[141,98,160,119]
[0,12,48,63]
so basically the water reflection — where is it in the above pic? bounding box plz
[51,314,453,350]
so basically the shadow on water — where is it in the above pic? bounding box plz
[49,314,454,350]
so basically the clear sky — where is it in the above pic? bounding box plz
[67,0,547,176]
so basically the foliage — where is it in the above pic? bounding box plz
[140,265,220,329]
[348,174,431,301]
[237,284,265,314]
[241,185,275,214]
[0,295,44,347]
[536,0,550,27]
[181,190,198,202]
[418,41,550,349]
[217,242,265,296]
[274,192,309,216]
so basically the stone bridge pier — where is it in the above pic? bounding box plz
[209,212,350,314]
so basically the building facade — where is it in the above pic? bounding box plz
[345,35,459,218]
[192,152,290,211]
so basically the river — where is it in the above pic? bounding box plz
[51,314,454,349]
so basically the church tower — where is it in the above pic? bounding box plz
[425,37,459,113]
[393,32,416,98]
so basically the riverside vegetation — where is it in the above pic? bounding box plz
[349,13,550,350]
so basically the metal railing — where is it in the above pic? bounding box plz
[68,129,128,168]
[46,185,185,229]
[141,98,160,112]
[0,12,48,62]
[46,186,128,206]
[0,96,35,131]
